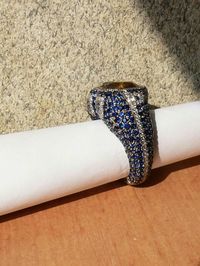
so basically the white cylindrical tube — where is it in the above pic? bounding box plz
[0,101,199,215]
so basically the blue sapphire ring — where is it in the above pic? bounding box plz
[87,82,154,186]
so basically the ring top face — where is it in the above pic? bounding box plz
[102,81,139,89]
[87,82,154,185]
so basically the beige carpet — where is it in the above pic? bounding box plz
[0,0,199,134]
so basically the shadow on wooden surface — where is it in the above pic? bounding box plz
[1,155,199,223]
[141,155,200,187]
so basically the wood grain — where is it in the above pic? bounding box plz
[1,156,200,266]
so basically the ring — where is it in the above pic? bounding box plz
[87,82,154,185]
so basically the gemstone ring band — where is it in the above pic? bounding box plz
[87,82,154,185]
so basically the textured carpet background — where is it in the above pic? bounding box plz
[0,0,199,134]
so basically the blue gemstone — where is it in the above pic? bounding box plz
[115,117,121,123]
[113,106,121,112]
[106,108,111,114]
[124,124,130,129]
[118,123,124,128]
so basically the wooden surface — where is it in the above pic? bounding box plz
[1,156,200,266]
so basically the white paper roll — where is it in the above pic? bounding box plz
[0,101,200,215]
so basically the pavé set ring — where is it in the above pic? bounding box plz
[87,82,154,186]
